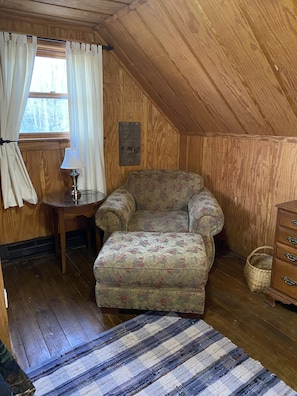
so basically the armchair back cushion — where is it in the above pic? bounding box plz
[125,169,204,211]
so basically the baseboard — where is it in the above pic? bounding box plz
[0,231,87,263]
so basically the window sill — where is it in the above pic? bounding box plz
[18,134,70,151]
[19,132,70,140]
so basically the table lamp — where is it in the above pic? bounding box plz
[60,147,85,200]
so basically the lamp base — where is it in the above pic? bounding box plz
[72,187,81,201]
[69,169,81,202]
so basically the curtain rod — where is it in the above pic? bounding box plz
[0,138,18,145]
[35,36,113,51]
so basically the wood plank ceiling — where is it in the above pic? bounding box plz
[1,0,297,137]
[0,0,135,29]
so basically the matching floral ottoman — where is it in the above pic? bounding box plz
[93,231,210,315]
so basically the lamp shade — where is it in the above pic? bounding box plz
[60,148,85,169]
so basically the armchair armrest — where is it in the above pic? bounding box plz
[188,187,224,236]
[95,186,136,236]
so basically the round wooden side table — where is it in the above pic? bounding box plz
[42,190,106,273]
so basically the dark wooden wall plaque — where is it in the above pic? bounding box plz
[119,122,141,166]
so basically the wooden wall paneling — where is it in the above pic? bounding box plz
[103,53,144,193]
[0,140,70,245]
[99,10,193,133]
[20,141,67,197]
[0,194,47,246]
[1,2,101,25]
[119,61,148,170]
[96,0,297,138]
[0,0,136,31]
[134,1,220,135]
[179,134,188,171]
[146,104,179,170]
[217,136,273,255]
[187,135,297,257]
[199,0,297,136]
[229,138,274,254]
[0,15,97,44]
[102,51,180,193]
[137,1,245,135]
[269,139,297,204]
[240,0,297,118]
[103,53,124,192]
[164,0,272,136]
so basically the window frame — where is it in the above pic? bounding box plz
[19,39,70,140]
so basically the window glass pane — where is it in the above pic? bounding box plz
[30,56,67,93]
[20,98,69,133]
[20,55,69,133]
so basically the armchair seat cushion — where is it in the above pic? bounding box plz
[128,210,188,233]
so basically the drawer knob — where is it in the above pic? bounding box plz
[284,252,297,262]
[287,236,297,245]
[282,276,297,286]
[293,220,297,226]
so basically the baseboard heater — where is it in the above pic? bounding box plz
[0,231,87,263]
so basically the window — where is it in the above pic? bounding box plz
[20,41,69,135]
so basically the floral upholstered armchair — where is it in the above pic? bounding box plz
[95,169,224,266]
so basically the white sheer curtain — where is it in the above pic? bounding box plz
[66,41,106,194]
[0,32,38,209]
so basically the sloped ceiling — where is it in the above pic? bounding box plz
[98,0,297,136]
[0,0,135,29]
[1,0,297,136]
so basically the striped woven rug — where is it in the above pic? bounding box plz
[27,311,296,396]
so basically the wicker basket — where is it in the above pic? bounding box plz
[244,246,273,292]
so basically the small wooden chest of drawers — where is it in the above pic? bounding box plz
[265,200,297,306]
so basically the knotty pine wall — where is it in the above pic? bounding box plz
[0,51,180,246]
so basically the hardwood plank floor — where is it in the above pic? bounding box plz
[3,246,297,391]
